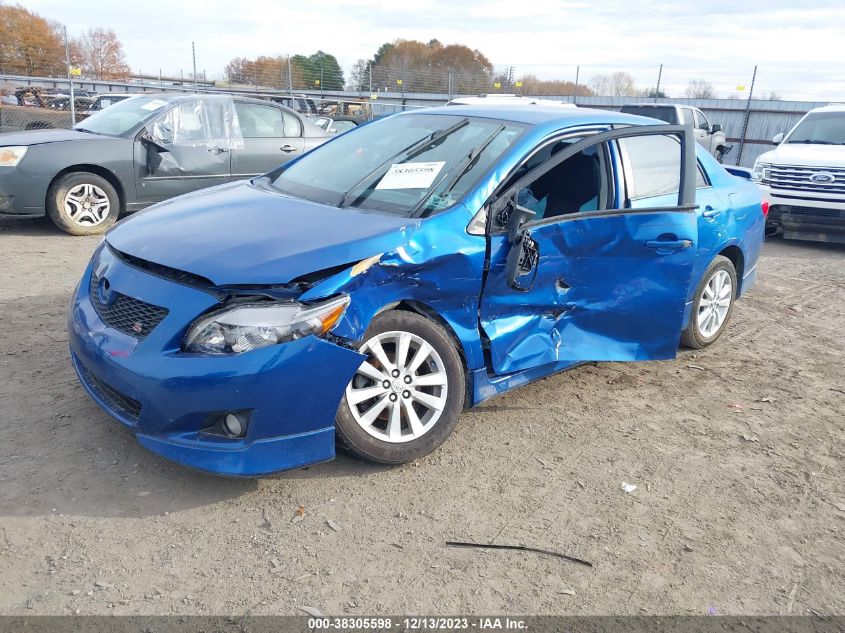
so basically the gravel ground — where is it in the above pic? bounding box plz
[0,216,842,616]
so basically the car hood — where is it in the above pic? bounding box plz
[759,143,845,168]
[0,128,106,146]
[106,180,421,287]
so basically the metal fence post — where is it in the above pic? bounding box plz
[736,65,758,166]
[447,69,453,100]
[63,26,76,127]
[573,65,580,105]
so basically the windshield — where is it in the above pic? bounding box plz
[74,95,169,136]
[271,113,525,216]
[786,111,845,145]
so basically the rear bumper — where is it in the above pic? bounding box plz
[68,246,366,476]
[759,184,845,243]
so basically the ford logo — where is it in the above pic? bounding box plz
[97,277,115,305]
[810,172,835,184]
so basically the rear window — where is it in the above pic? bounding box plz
[620,106,678,125]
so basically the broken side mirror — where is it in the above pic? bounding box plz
[772,132,785,144]
[502,201,539,292]
[711,123,722,133]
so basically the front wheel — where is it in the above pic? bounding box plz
[681,255,737,349]
[335,311,465,464]
[47,172,119,236]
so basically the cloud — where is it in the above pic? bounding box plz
[27,0,845,100]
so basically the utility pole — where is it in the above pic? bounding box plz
[287,55,294,99]
[191,41,197,90]
[736,65,758,166]
[63,26,76,126]
[573,65,580,105]
[655,63,663,100]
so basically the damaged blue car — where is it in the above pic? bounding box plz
[68,105,765,476]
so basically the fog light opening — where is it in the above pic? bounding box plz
[223,413,247,438]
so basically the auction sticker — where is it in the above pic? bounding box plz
[376,161,445,190]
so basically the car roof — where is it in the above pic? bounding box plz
[810,104,845,113]
[409,104,657,128]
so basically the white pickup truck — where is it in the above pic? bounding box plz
[753,104,845,244]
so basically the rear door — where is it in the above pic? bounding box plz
[230,101,305,178]
[479,123,699,375]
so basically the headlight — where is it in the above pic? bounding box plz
[0,146,28,167]
[752,161,772,183]
[183,295,350,354]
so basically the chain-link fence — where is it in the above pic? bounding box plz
[0,62,830,166]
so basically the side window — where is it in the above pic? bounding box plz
[515,143,610,220]
[694,110,709,130]
[235,103,301,138]
[696,163,709,188]
[149,101,207,144]
[619,134,681,200]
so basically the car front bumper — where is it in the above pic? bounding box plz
[0,165,48,216]
[68,245,365,476]
[759,183,845,243]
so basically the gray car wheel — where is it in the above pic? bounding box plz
[47,172,119,236]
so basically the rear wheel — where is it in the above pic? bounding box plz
[681,255,737,349]
[47,172,119,236]
[335,311,465,464]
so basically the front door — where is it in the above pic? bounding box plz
[134,99,232,205]
[230,101,305,178]
[480,124,700,375]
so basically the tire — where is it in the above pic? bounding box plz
[681,255,737,349]
[47,172,120,236]
[335,310,466,464]
[714,148,724,163]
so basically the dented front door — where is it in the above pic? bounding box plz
[479,124,700,375]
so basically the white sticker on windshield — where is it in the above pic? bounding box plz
[375,161,445,190]
[140,99,167,111]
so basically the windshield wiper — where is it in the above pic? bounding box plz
[339,118,470,208]
[409,124,506,217]
[790,139,838,145]
[74,127,102,135]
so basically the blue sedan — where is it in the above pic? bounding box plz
[68,105,765,476]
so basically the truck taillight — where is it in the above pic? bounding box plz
[761,201,769,217]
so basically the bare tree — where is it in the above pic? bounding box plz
[588,71,638,96]
[74,27,129,79]
[685,79,716,99]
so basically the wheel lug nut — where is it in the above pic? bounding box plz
[382,380,390,388]
[389,393,398,402]
[403,375,412,384]
[402,390,411,399]
[391,369,400,378]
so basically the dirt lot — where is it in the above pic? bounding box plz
[0,216,842,616]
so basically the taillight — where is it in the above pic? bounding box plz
[761,201,769,217]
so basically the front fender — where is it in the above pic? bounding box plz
[299,205,488,371]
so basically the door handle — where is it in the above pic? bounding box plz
[280,144,297,153]
[207,147,228,155]
[645,239,693,250]
[702,206,721,219]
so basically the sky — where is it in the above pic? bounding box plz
[26,0,845,101]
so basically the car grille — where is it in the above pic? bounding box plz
[88,272,168,339]
[768,164,845,196]
[77,361,142,423]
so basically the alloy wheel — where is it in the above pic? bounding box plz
[64,183,110,227]
[697,269,732,338]
[345,330,448,443]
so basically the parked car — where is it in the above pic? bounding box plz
[270,94,318,115]
[67,105,765,476]
[313,115,362,134]
[620,104,731,162]
[86,93,143,113]
[0,93,329,234]
[46,96,96,112]
[0,87,73,131]
[753,104,845,244]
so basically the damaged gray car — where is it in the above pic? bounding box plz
[0,93,329,234]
